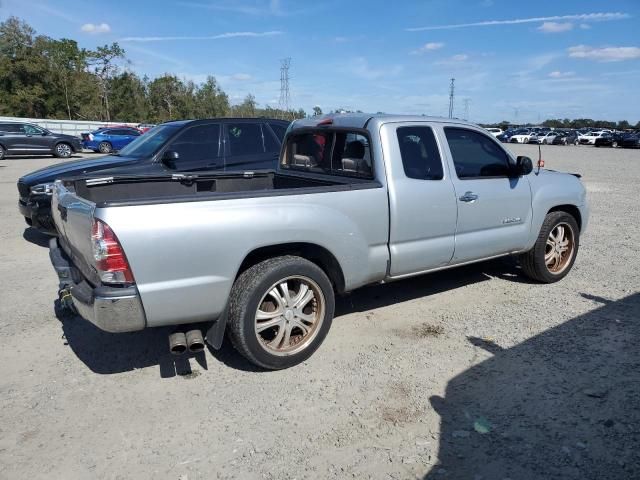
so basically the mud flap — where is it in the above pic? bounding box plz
[205,305,228,350]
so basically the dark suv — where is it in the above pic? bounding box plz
[0,122,83,159]
[18,118,290,233]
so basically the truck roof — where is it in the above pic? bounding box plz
[292,113,477,130]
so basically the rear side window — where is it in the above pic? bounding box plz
[262,124,280,153]
[269,123,288,140]
[168,124,221,164]
[282,130,373,179]
[226,123,264,156]
[396,126,443,180]
[0,124,20,133]
[444,127,511,178]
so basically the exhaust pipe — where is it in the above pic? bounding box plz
[169,332,187,355]
[186,329,205,353]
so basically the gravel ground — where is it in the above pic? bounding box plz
[0,145,638,479]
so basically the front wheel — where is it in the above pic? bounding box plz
[0,144,5,160]
[227,256,335,369]
[612,141,618,148]
[518,211,580,283]
[53,142,72,158]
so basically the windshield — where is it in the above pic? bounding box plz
[116,124,180,158]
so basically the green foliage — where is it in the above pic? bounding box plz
[0,16,307,123]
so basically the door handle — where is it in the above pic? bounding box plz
[459,191,479,203]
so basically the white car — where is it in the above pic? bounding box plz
[486,127,503,137]
[538,132,560,144]
[578,131,606,145]
[509,130,534,143]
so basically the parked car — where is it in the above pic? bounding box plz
[537,132,561,144]
[48,114,588,369]
[486,127,503,137]
[81,127,143,153]
[496,129,516,143]
[0,122,82,160]
[594,132,626,147]
[578,131,606,145]
[18,118,290,233]
[510,129,535,144]
[620,132,640,148]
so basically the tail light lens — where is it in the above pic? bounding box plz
[91,219,134,284]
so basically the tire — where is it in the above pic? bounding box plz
[0,144,5,160]
[53,142,72,158]
[612,141,618,148]
[227,255,335,370]
[98,141,113,154]
[519,211,580,283]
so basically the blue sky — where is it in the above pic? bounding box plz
[3,0,640,123]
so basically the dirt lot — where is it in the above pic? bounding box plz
[0,145,638,479]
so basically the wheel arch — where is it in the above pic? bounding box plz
[548,204,582,231]
[54,140,75,151]
[237,242,346,294]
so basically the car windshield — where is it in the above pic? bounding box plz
[115,124,180,158]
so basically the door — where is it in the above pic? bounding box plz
[109,129,139,150]
[12,124,51,153]
[386,124,457,277]
[441,126,532,263]
[224,122,277,171]
[162,123,222,172]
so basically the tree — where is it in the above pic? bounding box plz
[195,76,229,118]
[87,43,125,121]
[45,38,87,119]
[312,105,322,116]
[148,74,183,122]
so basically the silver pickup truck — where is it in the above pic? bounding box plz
[49,114,589,369]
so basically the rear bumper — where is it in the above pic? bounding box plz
[49,237,147,333]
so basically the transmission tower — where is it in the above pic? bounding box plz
[448,78,455,119]
[463,98,471,121]
[278,57,291,119]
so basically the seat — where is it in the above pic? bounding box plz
[341,140,371,175]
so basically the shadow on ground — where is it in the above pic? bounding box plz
[55,257,527,375]
[423,292,640,480]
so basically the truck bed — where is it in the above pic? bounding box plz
[64,171,378,206]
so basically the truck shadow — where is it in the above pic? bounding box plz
[55,257,532,375]
[422,292,640,480]
[55,301,209,378]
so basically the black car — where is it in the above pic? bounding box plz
[620,132,640,148]
[0,122,83,160]
[18,118,290,233]
[594,132,626,147]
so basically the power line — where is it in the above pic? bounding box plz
[448,78,455,119]
[278,57,291,119]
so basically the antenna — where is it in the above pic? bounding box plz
[448,78,455,119]
[278,57,291,119]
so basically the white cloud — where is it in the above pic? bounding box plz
[538,22,573,33]
[568,45,640,62]
[580,23,592,29]
[121,31,283,42]
[81,23,111,34]
[548,71,575,78]
[231,73,252,81]
[451,54,469,61]
[406,12,629,31]
[411,42,445,54]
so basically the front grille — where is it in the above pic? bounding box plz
[17,181,30,198]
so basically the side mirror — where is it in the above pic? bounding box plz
[41,131,49,136]
[515,156,533,176]
[161,150,179,169]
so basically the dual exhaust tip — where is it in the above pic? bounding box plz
[169,329,205,355]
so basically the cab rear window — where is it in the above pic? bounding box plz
[282,130,373,179]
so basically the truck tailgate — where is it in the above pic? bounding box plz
[51,181,101,286]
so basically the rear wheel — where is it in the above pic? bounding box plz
[54,142,72,158]
[227,256,335,369]
[98,141,113,154]
[612,141,618,148]
[0,144,5,160]
[519,211,580,283]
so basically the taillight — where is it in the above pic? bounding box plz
[91,219,134,284]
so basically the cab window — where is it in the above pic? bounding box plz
[444,127,511,179]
